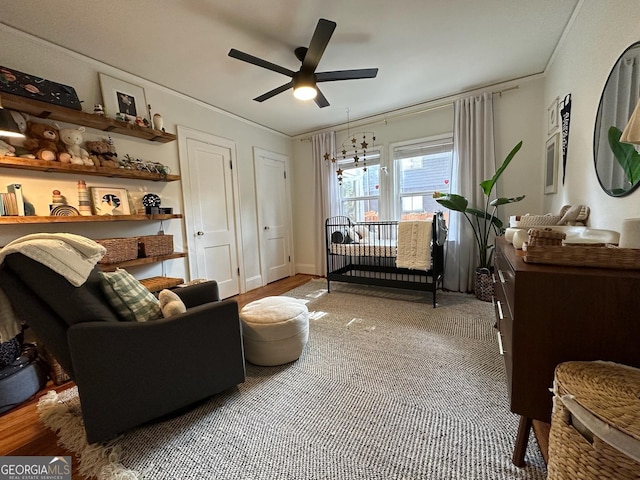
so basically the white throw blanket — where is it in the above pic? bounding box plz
[0,233,106,342]
[396,221,432,270]
[0,233,106,287]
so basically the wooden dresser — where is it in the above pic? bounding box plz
[493,237,640,466]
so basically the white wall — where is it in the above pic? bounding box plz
[544,0,640,230]
[291,77,545,275]
[0,25,292,288]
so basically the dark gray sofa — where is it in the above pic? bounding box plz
[0,253,246,443]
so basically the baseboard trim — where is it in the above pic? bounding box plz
[245,274,263,291]
[295,264,317,275]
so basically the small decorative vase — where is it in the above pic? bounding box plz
[474,267,494,302]
[153,113,164,131]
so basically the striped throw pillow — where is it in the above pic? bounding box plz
[99,269,162,322]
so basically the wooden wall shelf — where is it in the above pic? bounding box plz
[0,156,180,182]
[0,92,176,143]
[0,214,182,225]
[98,252,187,272]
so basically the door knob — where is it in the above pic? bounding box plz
[196,231,204,236]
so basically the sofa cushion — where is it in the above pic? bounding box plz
[3,253,120,325]
[99,269,162,322]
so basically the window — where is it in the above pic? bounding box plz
[336,151,381,222]
[333,135,452,223]
[393,137,453,222]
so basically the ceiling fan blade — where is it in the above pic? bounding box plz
[228,49,295,78]
[316,68,379,82]
[302,18,336,72]
[314,87,330,108]
[253,81,294,102]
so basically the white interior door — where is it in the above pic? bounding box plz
[178,127,241,299]
[254,148,292,285]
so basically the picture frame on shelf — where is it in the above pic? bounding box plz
[99,73,149,124]
[90,187,131,215]
[547,96,559,134]
[544,134,559,195]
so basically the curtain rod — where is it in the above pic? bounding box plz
[298,82,522,141]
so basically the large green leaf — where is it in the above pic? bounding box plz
[480,141,523,195]
[465,207,504,230]
[608,126,640,186]
[490,195,526,207]
[434,193,468,212]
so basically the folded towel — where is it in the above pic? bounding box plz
[397,221,432,270]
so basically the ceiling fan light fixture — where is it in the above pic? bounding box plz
[293,85,317,101]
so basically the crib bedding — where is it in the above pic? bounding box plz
[329,240,397,257]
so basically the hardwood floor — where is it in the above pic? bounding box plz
[0,273,549,478]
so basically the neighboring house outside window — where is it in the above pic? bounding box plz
[334,135,453,224]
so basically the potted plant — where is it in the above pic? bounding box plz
[433,141,525,301]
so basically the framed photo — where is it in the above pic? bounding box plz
[90,187,131,215]
[99,73,149,123]
[544,134,559,195]
[547,97,559,134]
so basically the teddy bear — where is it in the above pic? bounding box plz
[85,139,119,168]
[59,127,93,166]
[23,121,71,162]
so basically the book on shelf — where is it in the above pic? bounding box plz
[0,192,18,216]
[7,183,25,216]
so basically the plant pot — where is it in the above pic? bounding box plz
[474,267,494,302]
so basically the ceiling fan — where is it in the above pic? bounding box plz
[228,18,378,108]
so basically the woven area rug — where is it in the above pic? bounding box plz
[38,280,547,479]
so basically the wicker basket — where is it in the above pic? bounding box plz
[511,214,563,228]
[548,361,640,480]
[95,237,139,264]
[524,243,640,269]
[527,228,566,246]
[140,276,184,292]
[138,234,173,257]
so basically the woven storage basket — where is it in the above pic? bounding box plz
[511,214,563,228]
[138,234,173,257]
[548,361,640,480]
[139,276,184,292]
[527,228,566,246]
[95,237,139,264]
[524,244,640,269]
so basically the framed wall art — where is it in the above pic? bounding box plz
[90,187,131,215]
[544,134,559,195]
[99,73,149,123]
[547,97,559,134]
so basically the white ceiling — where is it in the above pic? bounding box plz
[0,0,580,137]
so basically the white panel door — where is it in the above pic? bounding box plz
[254,148,292,284]
[181,130,240,299]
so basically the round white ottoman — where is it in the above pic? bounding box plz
[240,296,309,366]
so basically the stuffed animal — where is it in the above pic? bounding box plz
[23,121,71,162]
[0,139,16,156]
[4,111,35,158]
[59,127,93,166]
[86,139,119,168]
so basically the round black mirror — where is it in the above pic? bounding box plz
[594,41,640,197]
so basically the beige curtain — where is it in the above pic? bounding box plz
[444,92,495,292]
[311,131,337,276]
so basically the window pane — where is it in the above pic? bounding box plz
[341,199,379,222]
[394,139,453,221]
[398,152,451,194]
[340,164,380,198]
